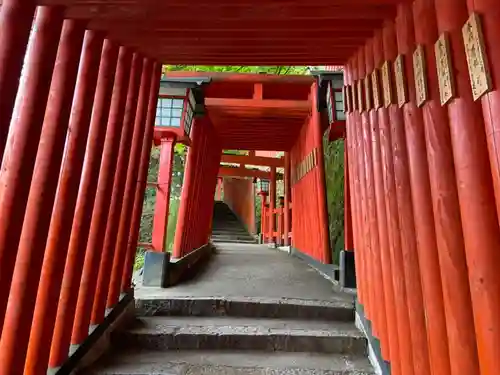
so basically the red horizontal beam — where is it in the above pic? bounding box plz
[218,166,285,179]
[49,0,400,6]
[108,29,375,39]
[165,71,314,84]
[66,4,394,20]
[206,98,310,110]
[221,154,285,167]
[220,143,291,152]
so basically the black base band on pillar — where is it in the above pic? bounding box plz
[355,300,391,375]
[143,250,171,288]
[291,247,338,282]
[340,249,356,288]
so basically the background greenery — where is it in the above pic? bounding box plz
[135,65,345,268]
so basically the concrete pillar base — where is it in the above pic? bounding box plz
[142,251,171,288]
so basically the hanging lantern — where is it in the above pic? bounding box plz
[325,77,346,124]
[154,77,209,141]
[258,179,270,194]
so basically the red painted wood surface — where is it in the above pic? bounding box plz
[284,153,291,246]
[121,63,162,292]
[268,167,277,243]
[351,56,374,329]
[0,6,64,341]
[25,30,105,375]
[0,0,35,162]
[173,117,222,257]
[465,0,500,226]
[223,178,256,234]
[290,85,331,264]
[384,22,431,375]
[345,62,366,311]
[220,154,285,168]
[94,58,154,324]
[358,47,389,359]
[364,38,401,375]
[412,1,479,374]
[0,16,82,375]
[434,0,500,373]
[49,40,120,368]
[71,52,142,346]
[373,32,415,375]
[151,137,176,252]
[395,4,451,375]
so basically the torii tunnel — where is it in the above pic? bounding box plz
[1,0,500,374]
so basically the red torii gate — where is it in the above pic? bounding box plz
[149,72,329,261]
[0,0,500,374]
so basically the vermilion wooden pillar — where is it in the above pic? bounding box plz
[173,120,199,258]
[0,19,85,375]
[71,53,142,346]
[352,56,375,327]
[395,4,452,375]
[373,31,415,375]
[49,40,120,369]
[343,146,354,251]
[0,0,36,162]
[435,0,500,373]
[269,166,277,243]
[121,62,162,291]
[93,58,153,324]
[284,153,291,246]
[0,6,64,337]
[412,2,479,373]
[383,22,431,375]
[358,48,388,356]
[345,62,366,308]
[25,30,105,375]
[311,83,332,264]
[152,138,177,252]
[259,192,268,242]
[365,39,402,375]
[465,0,500,224]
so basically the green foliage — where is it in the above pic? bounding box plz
[135,143,187,268]
[164,65,309,75]
[323,134,345,265]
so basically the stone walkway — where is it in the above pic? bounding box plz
[88,243,372,375]
[135,242,353,306]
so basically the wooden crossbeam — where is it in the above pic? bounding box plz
[218,166,283,179]
[221,154,284,168]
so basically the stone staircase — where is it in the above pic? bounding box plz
[211,201,257,244]
[87,296,374,374]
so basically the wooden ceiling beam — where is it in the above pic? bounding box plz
[221,154,285,167]
[64,3,394,20]
[205,98,310,111]
[218,166,284,180]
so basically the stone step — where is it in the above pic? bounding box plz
[212,238,257,244]
[135,297,355,322]
[112,316,367,355]
[88,349,375,375]
[212,223,247,232]
[211,234,256,241]
[211,229,251,235]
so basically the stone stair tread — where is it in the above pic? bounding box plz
[212,239,257,244]
[134,296,355,321]
[88,349,375,375]
[123,316,363,338]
